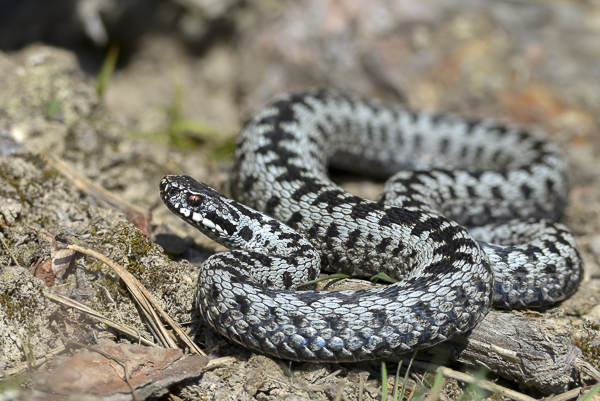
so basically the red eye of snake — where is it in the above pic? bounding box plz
[187,194,202,207]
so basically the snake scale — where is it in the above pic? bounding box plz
[160,90,583,362]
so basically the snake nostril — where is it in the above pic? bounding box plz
[167,187,180,198]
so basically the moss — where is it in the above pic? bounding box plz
[96,222,157,299]
[84,256,132,308]
[84,258,107,274]
[42,168,58,180]
[23,153,48,171]
[0,286,45,322]
[9,238,48,271]
[102,222,153,256]
[574,320,600,369]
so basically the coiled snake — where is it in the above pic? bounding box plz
[160,90,583,362]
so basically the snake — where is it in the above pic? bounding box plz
[159,90,583,362]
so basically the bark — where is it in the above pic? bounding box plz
[425,310,587,395]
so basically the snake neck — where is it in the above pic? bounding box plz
[160,175,320,263]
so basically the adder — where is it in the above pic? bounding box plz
[160,90,582,362]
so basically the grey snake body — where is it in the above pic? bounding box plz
[160,90,583,362]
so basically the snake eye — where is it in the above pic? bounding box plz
[187,194,202,207]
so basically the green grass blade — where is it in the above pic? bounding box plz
[578,381,600,401]
[398,351,417,401]
[393,358,403,400]
[97,44,119,99]
[370,272,398,283]
[171,118,229,139]
[46,99,60,119]
[457,368,487,401]
[424,368,445,401]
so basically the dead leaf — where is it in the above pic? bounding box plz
[34,342,208,399]
[34,258,55,286]
[34,229,77,286]
[125,207,153,238]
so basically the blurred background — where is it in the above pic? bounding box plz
[2,0,598,153]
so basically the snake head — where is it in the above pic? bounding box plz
[159,175,238,240]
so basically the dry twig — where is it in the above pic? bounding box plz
[0,232,19,266]
[411,361,537,401]
[550,387,584,401]
[44,290,156,347]
[64,243,205,356]
[204,356,236,370]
